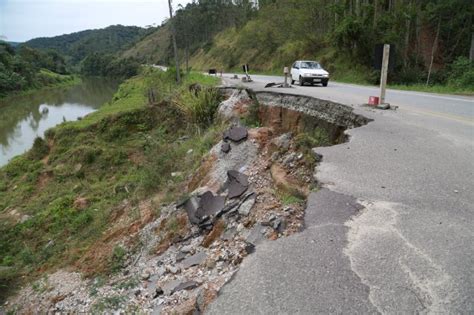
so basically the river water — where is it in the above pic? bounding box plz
[0,78,119,167]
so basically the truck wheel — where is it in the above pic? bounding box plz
[291,79,295,85]
[299,76,304,86]
[322,82,328,87]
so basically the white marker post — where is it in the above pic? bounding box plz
[283,67,289,87]
[379,44,390,105]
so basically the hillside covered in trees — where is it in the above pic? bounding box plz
[0,43,75,97]
[24,25,151,67]
[126,0,473,89]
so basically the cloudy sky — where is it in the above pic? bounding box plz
[0,0,192,42]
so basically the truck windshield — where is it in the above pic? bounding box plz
[300,62,321,69]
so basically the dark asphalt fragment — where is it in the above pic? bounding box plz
[223,126,248,143]
[197,191,226,218]
[221,142,231,153]
[226,170,249,198]
[172,281,199,294]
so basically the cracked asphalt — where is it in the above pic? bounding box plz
[206,75,474,314]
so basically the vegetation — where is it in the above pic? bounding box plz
[0,43,77,97]
[0,68,220,301]
[24,25,152,67]
[125,0,473,92]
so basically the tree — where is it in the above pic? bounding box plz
[168,0,181,83]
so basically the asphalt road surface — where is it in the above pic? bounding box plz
[206,75,474,314]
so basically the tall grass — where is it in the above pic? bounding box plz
[172,88,222,129]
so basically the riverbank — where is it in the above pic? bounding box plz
[0,70,81,101]
[0,69,220,302]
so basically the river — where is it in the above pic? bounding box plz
[0,78,119,167]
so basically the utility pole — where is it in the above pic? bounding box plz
[379,44,390,105]
[168,0,181,84]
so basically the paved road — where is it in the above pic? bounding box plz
[207,75,474,313]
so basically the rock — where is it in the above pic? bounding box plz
[134,289,141,296]
[246,223,266,245]
[283,152,297,166]
[166,265,180,274]
[156,266,166,277]
[187,149,194,155]
[173,280,199,293]
[181,252,207,269]
[176,251,187,262]
[226,170,249,198]
[223,126,248,143]
[183,196,201,225]
[221,142,231,153]
[171,172,183,177]
[273,133,292,151]
[237,193,256,216]
[272,217,287,233]
[221,227,237,241]
[141,269,152,280]
[180,244,194,254]
[163,279,182,295]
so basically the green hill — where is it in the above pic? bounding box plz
[24,25,153,66]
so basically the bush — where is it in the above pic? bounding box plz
[448,57,474,88]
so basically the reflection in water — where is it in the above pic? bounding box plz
[0,78,119,166]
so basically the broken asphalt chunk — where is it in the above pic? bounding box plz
[181,251,207,269]
[226,170,249,198]
[223,126,248,143]
[172,280,199,294]
[221,142,231,153]
[196,191,225,218]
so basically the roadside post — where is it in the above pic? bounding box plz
[242,64,252,82]
[283,67,289,87]
[379,44,390,105]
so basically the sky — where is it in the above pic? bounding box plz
[0,0,192,42]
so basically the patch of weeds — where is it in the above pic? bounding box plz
[92,295,125,312]
[114,277,139,290]
[89,276,107,297]
[109,245,127,273]
[241,100,260,127]
[278,190,305,206]
[295,127,330,167]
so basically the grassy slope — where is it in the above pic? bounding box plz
[0,69,220,301]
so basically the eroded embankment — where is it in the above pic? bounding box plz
[5,87,371,314]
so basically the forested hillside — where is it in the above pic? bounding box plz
[0,43,76,97]
[24,25,151,67]
[127,0,473,89]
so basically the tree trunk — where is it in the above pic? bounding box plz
[470,33,474,61]
[373,0,378,28]
[168,0,181,84]
[426,18,441,86]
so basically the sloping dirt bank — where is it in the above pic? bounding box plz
[4,87,371,314]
